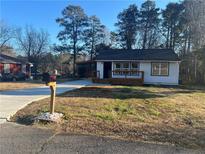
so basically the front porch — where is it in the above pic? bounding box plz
[93,69,144,85]
[94,61,144,85]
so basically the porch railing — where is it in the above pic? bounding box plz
[112,70,144,79]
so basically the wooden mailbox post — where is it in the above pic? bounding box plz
[47,82,56,114]
[43,70,57,115]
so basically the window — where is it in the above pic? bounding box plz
[122,63,129,69]
[114,63,121,75]
[152,63,160,75]
[114,63,121,70]
[151,62,169,76]
[131,62,139,69]
[131,62,139,76]
[113,62,130,75]
[161,63,169,75]
[121,63,129,75]
[113,62,141,76]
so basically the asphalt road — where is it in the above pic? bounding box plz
[0,122,203,154]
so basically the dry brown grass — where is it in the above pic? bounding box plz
[12,85,205,149]
[0,78,74,91]
[0,80,44,91]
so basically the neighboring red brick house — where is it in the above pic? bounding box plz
[0,53,32,77]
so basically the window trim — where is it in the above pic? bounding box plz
[151,62,169,76]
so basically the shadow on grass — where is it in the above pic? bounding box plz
[144,84,205,91]
[14,115,36,125]
[59,87,164,99]
[58,86,201,100]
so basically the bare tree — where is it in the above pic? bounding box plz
[0,21,15,52]
[16,26,49,73]
[181,0,205,82]
[183,0,205,50]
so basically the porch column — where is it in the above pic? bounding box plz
[96,61,104,79]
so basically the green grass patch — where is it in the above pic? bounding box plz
[94,112,114,121]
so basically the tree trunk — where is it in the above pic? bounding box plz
[142,29,147,49]
[187,32,191,53]
[173,32,176,50]
[170,23,173,49]
[166,27,170,48]
[91,36,94,61]
[90,39,94,77]
[194,55,197,82]
[73,40,76,77]
[183,36,187,57]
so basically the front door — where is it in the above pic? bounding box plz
[103,62,112,78]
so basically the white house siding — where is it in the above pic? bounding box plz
[140,62,179,85]
[97,61,104,79]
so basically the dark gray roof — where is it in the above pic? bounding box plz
[0,54,28,64]
[96,49,180,61]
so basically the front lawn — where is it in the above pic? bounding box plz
[0,80,44,91]
[12,85,205,149]
[0,78,74,91]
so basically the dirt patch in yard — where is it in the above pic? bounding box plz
[11,85,205,149]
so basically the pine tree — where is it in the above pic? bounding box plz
[56,5,88,76]
[139,0,160,49]
[162,3,184,50]
[115,4,139,49]
[83,16,105,61]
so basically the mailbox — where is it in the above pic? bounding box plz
[50,75,56,82]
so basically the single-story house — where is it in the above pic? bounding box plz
[0,53,32,77]
[94,49,180,85]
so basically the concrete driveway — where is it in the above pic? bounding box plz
[0,80,92,123]
[0,122,203,154]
